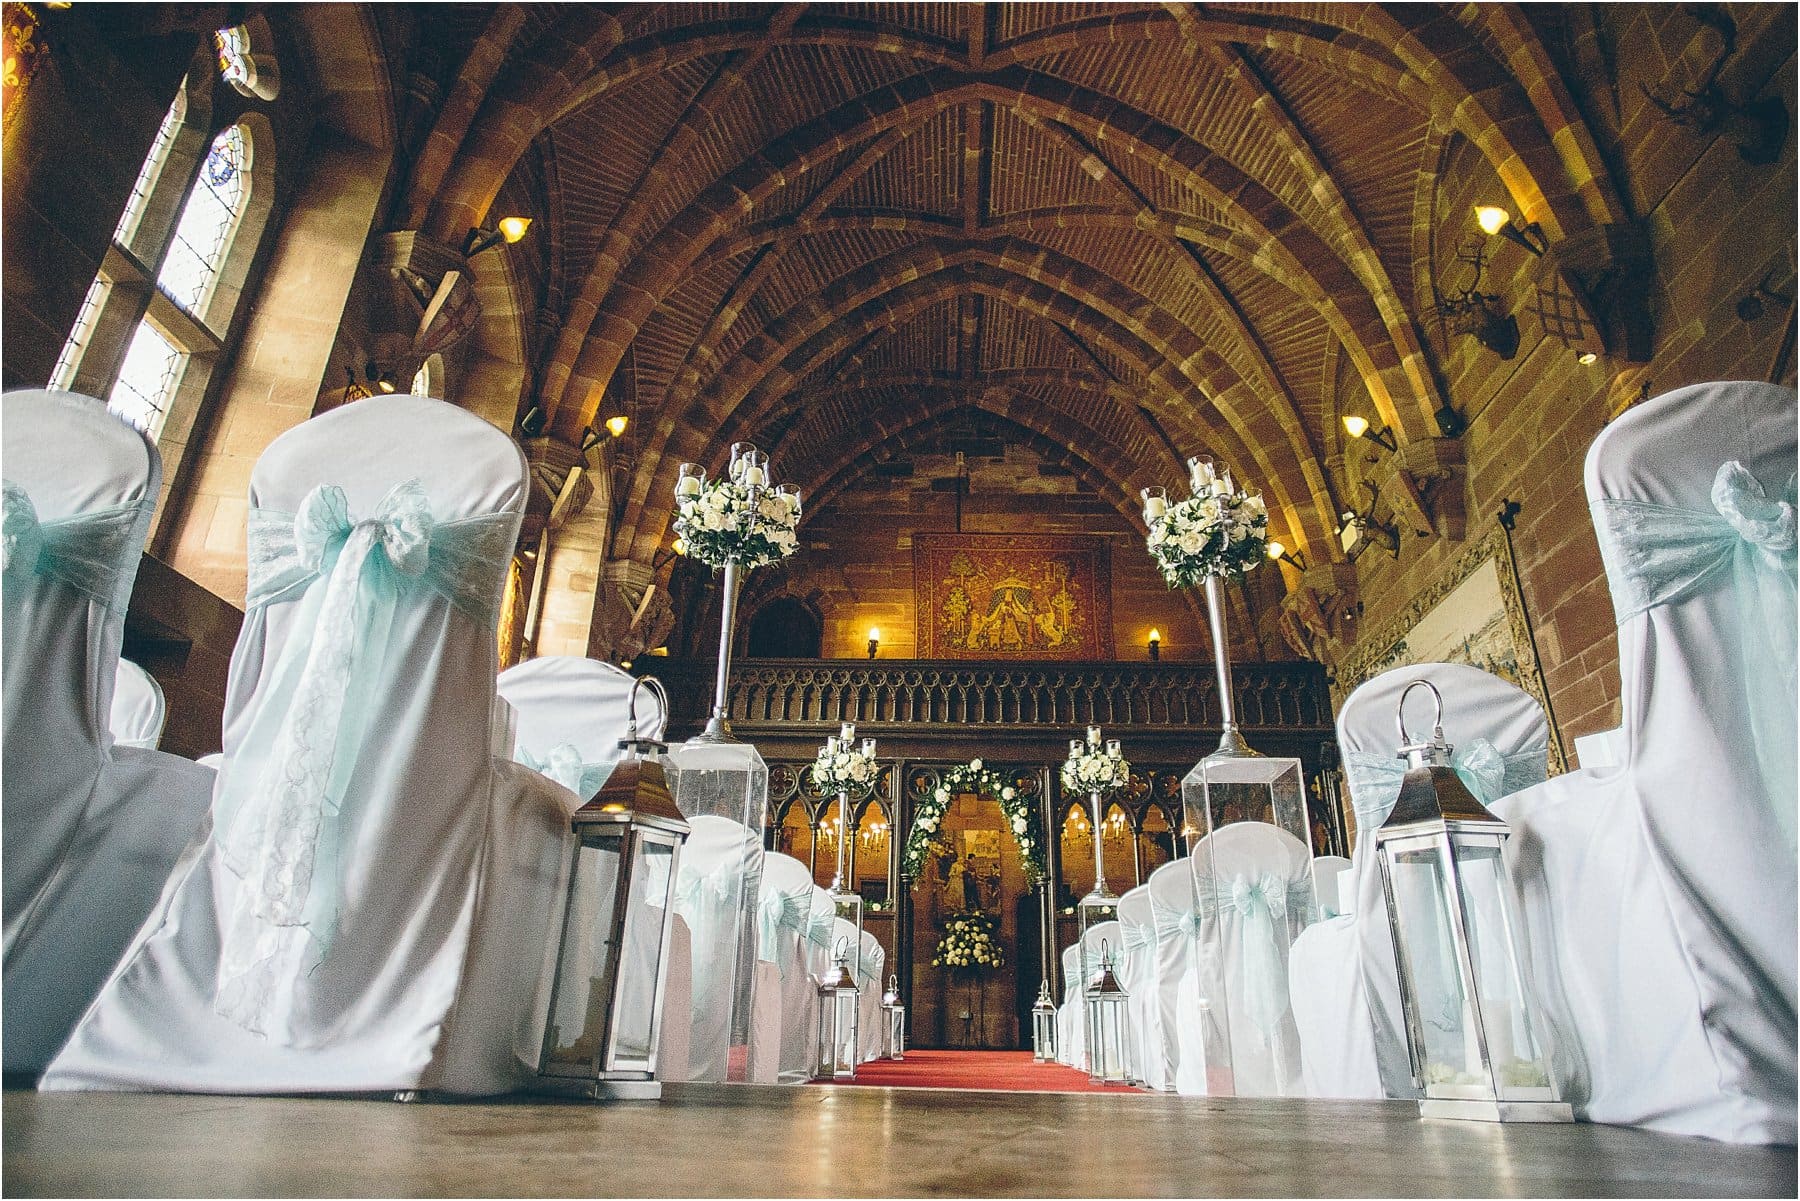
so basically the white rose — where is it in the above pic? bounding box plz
[1245,493,1266,515]
[1196,497,1222,522]
[1001,786,1015,800]
[705,489,730,512]
[1178,530,1204,555]
[1011,816,1026,834]
[702,508,728,531]
[970,758,982,770]
[934,788,949,804]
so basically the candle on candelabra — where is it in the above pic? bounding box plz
[1105,739,1122,759]
[1068,739,1083,759]
[1086,725,1102,748]
[676,463,705,496]
[840,722,856,742]
[1140,485,1168,521]
[1188,455,1215,492]
[861,738,877,757]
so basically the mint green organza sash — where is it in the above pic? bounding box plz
[2,480,152,615]
[757,887,812,976]
[1594,462,1797,851]
[1343,738,1548,833]
[519,743,614,802]
[211,480,515,1036]
[1191,873,1314,1041]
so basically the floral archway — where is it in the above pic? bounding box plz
[900,760,1048,888]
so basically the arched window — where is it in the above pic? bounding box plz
[213,26,252,93]
[747,597,823,657]
[157,123,249,320]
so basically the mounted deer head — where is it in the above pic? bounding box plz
[1641,4,1788,165]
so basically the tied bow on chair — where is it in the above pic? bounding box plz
[1595,461,1798,850]
[1226,873,1291,1044]
[520,742,609,801]
[211,480,447,1036]
[2,479,151,611]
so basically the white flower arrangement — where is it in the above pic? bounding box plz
[1058,745,1130,792]
[672,475,801,569]
[1142,469,1268,588]
[811,738,879,798]
[901,760,1046,887]
[932,911,1004,973]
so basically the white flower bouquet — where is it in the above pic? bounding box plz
[812,730,878,798]
[1062,746,1130,795]
[672,475,801,569]
[1142,461,1268,588]
[932,911,1004,973]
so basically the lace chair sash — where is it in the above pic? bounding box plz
[1121,922,1156,955]
[805,908,837,953]
[1189,873,1314,1041]
[2,480,152,614]
[1594,461,1798,850]
[757,888,813,976]
[1150,897,1204,944]
[519,742,613,802]
[210,481,516,1035]
[1343,738,1547,832]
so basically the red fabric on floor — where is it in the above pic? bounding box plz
[818,1050,1144,1093]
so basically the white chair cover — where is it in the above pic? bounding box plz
[1116,885,1161,1088]
[1310,855,1353,919]
[1288,662,1548,1101]
[1189,822,1312,1096]
[43,394,571,1095]
[2,389,215,1075]
[108,659,167,750]
[756,852,817,1082]
[674,814,764,1083]
[1497,380,1796,1143]
[1054,941,1083,1068]
[1147,860,1209,1094]
[856,930,886,1063]
[497,656,666,802]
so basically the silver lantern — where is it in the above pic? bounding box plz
[1031,979,1058,1063]
[814,938,860,1081]
[881,973,906,1061]
[1085,941,1131,1086]
[1373,681,1570,1123]
[534,678,689,1101]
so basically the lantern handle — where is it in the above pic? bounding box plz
[625,675,669,744]
[1396,679,1446,750]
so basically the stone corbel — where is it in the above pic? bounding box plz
[1278,562,1359,661]
[517,436,595,547]
[364,230,482,359]
[1372,436,1466,541]
[1540,223,1656,363]
[588,560,675,664]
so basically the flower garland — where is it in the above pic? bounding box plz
[932,911,1004,972]
[902,760,1047,888]
[672,476,801,569]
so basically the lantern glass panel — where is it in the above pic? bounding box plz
[1448,831,1556,1100]
[884,1002,906,1060]
[1032,1002,1057,1063]
[607,835,677,1072]
[1181,752,1313,850]
[542,828,626,1078]
[1384,836,1486,1096]
[666,740,767,1082]
[817,980,859,1079]
[1085,990,1130,1084]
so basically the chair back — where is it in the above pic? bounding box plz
[1586,380,1797,1052]
[1190,822,1311,1096]
[1310,855,1352,918]
[675,814,764,1081]
[109,659,167,750]
[754,852,817,1081]
[1337,661,1549,1098]
[1117,884,1159,1086]
[3,389,162,925]
[498,656,666,801]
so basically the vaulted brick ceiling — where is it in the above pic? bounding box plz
[404,2,1619,567]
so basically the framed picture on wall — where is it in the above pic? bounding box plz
[1336,526,1568,772]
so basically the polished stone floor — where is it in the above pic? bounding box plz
[5,1083,1794,1198]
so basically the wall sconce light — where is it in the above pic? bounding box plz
[867,627,880,659]
[1266,540,1309,571]
[580,426,602,453]
[1474,205,1547,257]
[1342,414,1398,453]
[604,414,630,438]
[463,215,532,257]
[1147,628,1161,661]
[1339,483,1399,559]
[1433,404,1467,439]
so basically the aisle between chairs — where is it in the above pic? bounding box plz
[816,1050,1144,1094]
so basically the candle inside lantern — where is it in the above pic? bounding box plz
[1086,725,1102,747]
[676,463,705,496]
[861,738,877,757]
[825,737,839,755]
[1140,485,1168,521]
[1188,456,1215,492]
[1068,739,1084,759]
[840,722,856,743]
[744,464,766,487]
[1106,739,1122,759]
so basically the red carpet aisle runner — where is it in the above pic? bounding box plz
[819,1050,1144,1094]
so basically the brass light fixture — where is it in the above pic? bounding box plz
[866,627,880,659]
[1147,627,1160,661]
[1342,414,1398,453]
[463,215,532,256]
[1266,539,1308,571]
[1473,205,1546,257]
[604,414,630,438]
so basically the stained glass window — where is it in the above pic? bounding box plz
[157,122,249,320]
[113,87,185,250]
[107,321,186,436]
[214,25,251,92]
[411,362,430,397]
[50,275,112,391]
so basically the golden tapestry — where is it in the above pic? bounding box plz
[913,534,1114,659]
